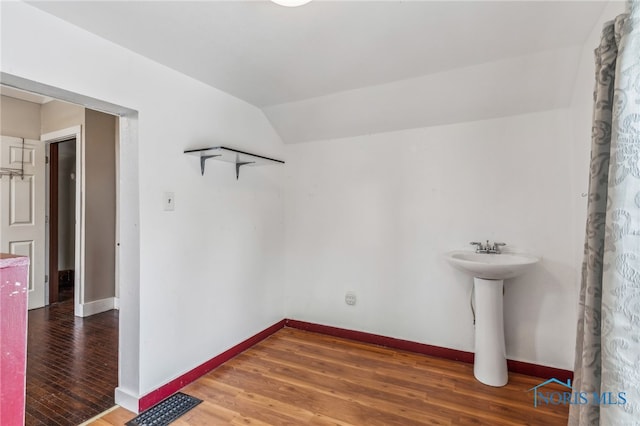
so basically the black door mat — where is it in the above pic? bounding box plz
[126,392,203,426]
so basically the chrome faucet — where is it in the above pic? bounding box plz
[470,241,483,252]
[470,241,506,254]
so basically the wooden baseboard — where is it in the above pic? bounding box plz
[506,359,573,382]
[285,319,573,382]
[138,319,286,412]
[137,318,572,412]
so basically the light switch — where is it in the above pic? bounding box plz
[163,192,175,211]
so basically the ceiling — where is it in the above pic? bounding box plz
[27,1,609,143]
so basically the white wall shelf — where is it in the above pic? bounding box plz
[184,146,284,179]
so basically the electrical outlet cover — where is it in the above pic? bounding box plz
[345,291,357,306]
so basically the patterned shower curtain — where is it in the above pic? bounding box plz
[569,2,639,425]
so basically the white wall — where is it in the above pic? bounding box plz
[1,1,285,410]
[285,109,577,369]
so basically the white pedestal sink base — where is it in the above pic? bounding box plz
[444,249,541,386]
[473,277,508,387]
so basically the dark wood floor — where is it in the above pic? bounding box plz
[93,328,569,425]
[26,291,118,426]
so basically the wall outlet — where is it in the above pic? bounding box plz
[163,192,175,211]
[345,291,357,306]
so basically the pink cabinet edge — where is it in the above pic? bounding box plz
[1,253,30,426]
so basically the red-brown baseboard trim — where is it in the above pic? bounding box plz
[285,319,573,382]
[139,318,572,411]
[138,319,286,412]
[285,319,474,363]
[507,359,573,382]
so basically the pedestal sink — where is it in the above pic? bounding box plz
[445,250,540,386]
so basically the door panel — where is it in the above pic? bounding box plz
[10,143,35,165]
[1,136,46,309]
[8,240,34,291]
[11,175,35,225]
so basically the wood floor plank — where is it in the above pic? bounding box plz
[25,295,118,426]
[231,353,452,425]
[94,407,134,425]
[89,327,569,425]
[238,349,430,402]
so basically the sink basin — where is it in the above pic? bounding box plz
[445,250,540,280]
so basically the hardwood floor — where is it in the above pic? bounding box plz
[92,328,568,425]
[26,297,118,426]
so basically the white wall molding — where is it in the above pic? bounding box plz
[114,387,140,414]
[78,297,116,317]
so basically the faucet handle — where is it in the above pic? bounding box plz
[470,242,482,252]
[493,242,506,253]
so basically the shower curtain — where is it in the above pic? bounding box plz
[569,2,639,425]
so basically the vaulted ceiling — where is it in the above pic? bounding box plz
[28,1,608,143]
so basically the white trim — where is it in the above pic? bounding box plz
[45,142,50,305]
[114,387,140,414]
[115,118,120,305]
[77,297,117,317]
[114,297,120,310]
[42,126,84,316]
[41,126,81,144]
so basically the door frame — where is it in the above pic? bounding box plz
[48,141,59,304]
[42,126,84,315]
[2,71,141,412]
[46,137,77,305]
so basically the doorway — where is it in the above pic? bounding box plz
[2,71,141,414]
[48,138,76,304]
[35,108,120,425]
[41,109,119,317]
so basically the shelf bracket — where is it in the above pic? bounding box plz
[200,154,221,175]
[184,146,284,179]
[235,160,255,180]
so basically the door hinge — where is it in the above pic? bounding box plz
[46,156,49,164]
[45,215,49,224]
[45,275,49,283]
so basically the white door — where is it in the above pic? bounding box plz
[0,136,46,309]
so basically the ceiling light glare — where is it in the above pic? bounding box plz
[270,0,313,7]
